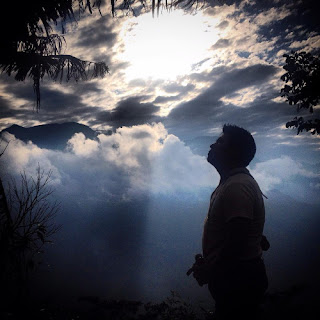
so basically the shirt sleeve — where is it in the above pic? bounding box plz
[222,182,255,223]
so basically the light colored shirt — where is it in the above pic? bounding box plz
[202,167,265,263]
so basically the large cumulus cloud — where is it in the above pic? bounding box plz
[250,155,320,194]
[2,121,319,205]
[0,123,216,200]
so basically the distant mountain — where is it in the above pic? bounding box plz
[1,122,97,150]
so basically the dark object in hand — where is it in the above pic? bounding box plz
[261,235,270,251]
[186,254,205,276]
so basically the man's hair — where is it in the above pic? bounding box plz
[222,124,256,167]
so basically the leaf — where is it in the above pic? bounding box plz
[280,51,320,134]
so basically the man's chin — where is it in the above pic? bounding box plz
[208,156,219,168]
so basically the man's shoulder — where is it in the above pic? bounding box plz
[225,172,255,187]
[223,173,261,197]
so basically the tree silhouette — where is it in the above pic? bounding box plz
[0,0,109,111]
[0,0,213,111]
[0,165,60,307]
[280,51,320,135]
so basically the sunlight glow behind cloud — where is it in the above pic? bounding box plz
[120,9,219,81]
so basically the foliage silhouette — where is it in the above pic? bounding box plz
[280,51,320,135]
[77,291,210,320]
[0,0,109,111]
[0,0,219,110]
[3,286,317,320]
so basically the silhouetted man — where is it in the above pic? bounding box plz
[193,124,268,320]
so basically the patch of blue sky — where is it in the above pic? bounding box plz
[236,51,251,58]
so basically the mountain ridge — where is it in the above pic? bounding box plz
[1,122,97,150]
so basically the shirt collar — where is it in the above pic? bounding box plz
[227,167,250,178]
[217,167,251,188]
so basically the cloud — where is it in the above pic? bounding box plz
[7,79,102,112]
[205,63,278,98]
[4,121,316,206]
[0,132,62,185]
[0,95,15,120]
[289,34,320,52]
[250,155,320,192]
[310,182,320,190]
[211,38,231,49]
[253,6,292,26]
[67,132,100,157]
[128,79,147,87]
[152,95,180,104]
[1,79,104,126]
[168,64,278,124]
[75,16,118,48]
[216,20,229,29]
[163,83,195,94]
[191,58,211,72]
[92,96,162,128]
[0,123,216,200]
[149,134,216,194]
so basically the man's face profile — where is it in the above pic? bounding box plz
[207,133,231,167]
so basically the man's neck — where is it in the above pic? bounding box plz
[217,166,232,184]
[217,165,245,184]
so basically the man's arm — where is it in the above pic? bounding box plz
[193,217,251,286]
[218,182,255,262]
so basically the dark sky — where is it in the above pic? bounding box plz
[0,0,320,306]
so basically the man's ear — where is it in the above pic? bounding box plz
[226,148,238,165]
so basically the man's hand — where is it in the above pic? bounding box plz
[192,262,213,286]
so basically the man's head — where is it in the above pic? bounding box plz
[207,124,256,169]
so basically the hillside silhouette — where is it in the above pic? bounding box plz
[1,122,97,150]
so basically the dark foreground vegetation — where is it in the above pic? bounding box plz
[1,284,318,320]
